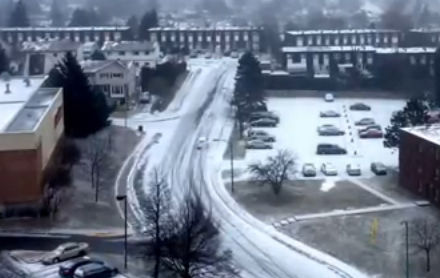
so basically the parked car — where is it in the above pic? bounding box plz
[371,162,387,175]
[248,129,272,138]
[196,137,207,150]
[231,51,239,58]
[246,140,273,149]
[249,134,276,142]
[249,111,280,123]
[316,144,347,155]
[139,91,151,104]
[324,93,334,102]
[320,110,341,118]
[302,163,317,177]
[355,118,376,126]
[73,262,118,278]
[317,125,345,136]
[42,242,89,265]
[250,118,277,127]
[358,125,382,134]
[346,164,362,176]
[359,129,384,138]
[59,258,103,278]
[321,163,338,176]
[350,103,371,111]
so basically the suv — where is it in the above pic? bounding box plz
[74,263,118,278]
[316,144,347,155]
[371,162,387,175]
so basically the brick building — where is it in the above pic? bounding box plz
[400,125,440,205]
[0,78,64,215]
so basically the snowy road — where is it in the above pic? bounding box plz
[131,59,370,278]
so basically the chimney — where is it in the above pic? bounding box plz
[5,83,10,94]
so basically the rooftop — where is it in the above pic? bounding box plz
[286,29,400,36]
[0,77,46,132]
[101,41,155,52]
[402,124,440,146]
[148,26,261,31]
[282,46,436,54]
[0,26,130,32]
[21,40,82,52]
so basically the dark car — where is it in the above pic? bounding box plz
[371,162,387,176]
[250,118,277,127]
[59,258,103,278]
[73,263,118,278]
[350,103,371,111]
[359,129,383,138]
[320,110,341,118]
[316,144,347,155]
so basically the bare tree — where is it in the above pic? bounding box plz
[248,150,296,195]
[83,133,110,202]
[160,194,238,278]
[410,218,440,272]
[141,168,171,278]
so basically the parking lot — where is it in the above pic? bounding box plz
[244,96,406,179]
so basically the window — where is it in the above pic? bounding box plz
[112,73,123,78]
[53,53,58,57]
[100,73,109,79]
[133,51,140,55]
[292,54,301,63]
[144,51,150,55]
[119,51,125,56]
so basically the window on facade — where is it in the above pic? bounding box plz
[145,51,150,55]
[292,54,301,63]
[112,73,123,78]
[119,51,125,56]
[53,53,58,57]
[133,51,140,55]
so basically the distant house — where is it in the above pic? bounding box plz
[22,40,84,75]
[101,41,161,68]
[81,60,136,106]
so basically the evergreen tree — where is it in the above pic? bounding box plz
[384,99,429,148]
[435,48,440,107]
[0,47,9,74]
[69,8,103,27]
[45,53,110,137]
[127,15,139,40]
[51,0,64,26]
[8,0,30,27]
[139,9,159,41]
[90,50,106,61]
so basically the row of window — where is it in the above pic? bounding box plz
[292,34,399,47]
[106,50,151,56]
[0,31,122,43]
[99,73,124,79]
[152,33,260,43]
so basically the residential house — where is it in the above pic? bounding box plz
[101,41,161,68]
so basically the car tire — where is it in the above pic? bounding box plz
[53,258,59,264]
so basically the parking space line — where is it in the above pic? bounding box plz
[348,178,400,205]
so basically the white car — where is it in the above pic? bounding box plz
[321,163,338,176]
[346,163,362,176]
[324,93,334,102]
[302,163,317,177]
[42,242,89,265]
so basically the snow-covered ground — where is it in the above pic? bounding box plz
[241,97,406,179]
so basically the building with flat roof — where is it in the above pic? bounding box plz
[0,77,64,215]
[101,41,161,68]
[400,125,440,206]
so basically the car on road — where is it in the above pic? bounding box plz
[320,110,341,118]
[324,93,334,102]
[359,129,384,139]
[350,103,371,111]
[302,163,317,177]
[316,144,347,155]
[250,111,280,123]
[59,257,104,278]
[346,163,362,176]
[358,124,382,134]
[196,137,207,150]
[250,118,277,127]
[246,139,273,149]
[355,118,376,126]
[42,242,89,265]
[73,262,118,278]
[317,125,345,136]
[321,163,338,176]
[371,162,387,175]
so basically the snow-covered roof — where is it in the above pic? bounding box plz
[80,60,127,73]
[0,77,46,132]
[410,28,440,34]
[282,46,377,53]
[21,40,82,53]
[148,26,261,32]
[101,41,155,52]
[282,46,436,54]
[0,26,130,32]
[286,29,399,36]
[402,124,440,146]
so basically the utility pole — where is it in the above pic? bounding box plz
[401,220,409,278]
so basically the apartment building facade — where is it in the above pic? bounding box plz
[101,41,161,68]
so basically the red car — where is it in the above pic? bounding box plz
[359,129,383,138]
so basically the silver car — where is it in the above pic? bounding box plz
[355,118,375,126]
[42,242,89,265]
[317,125,345,136]
[321,163,338,176]
[346,164,361,176]
[320,110,341,118]
[246,139,272,149]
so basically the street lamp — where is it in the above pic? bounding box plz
[401,220,409,278]
[116,195,128,270]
